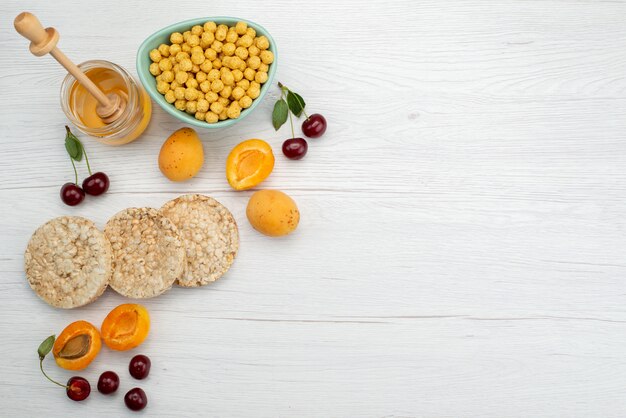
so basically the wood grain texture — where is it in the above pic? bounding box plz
[1,0,626,416]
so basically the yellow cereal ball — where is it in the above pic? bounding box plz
[248,45,260,57]
[205,111,219,123]
[158,59,173,72]
[218,96,230,107]
[183,31,192,42]
[204,48,217,61]
[243,68,256,81]
[188,34,200,47]
[255,71,268,84]
[170,80,180,90]
[247,55,261,70]
[199,80,211,93]
[212,58,222,69]
[225,29,238,44]
[234,46,249,60]
[170,32,184,44]
[226,102,242,119]
[190,45,203,54]
[191,64,200,73]
[191,52,205,65]
[247,86,260,99]
[149,62,161,76]
[169,43,182,55]
[218,110,228,120]
[258,63,269,73]
[250,81,260,90]
[222,42,236,56]
[194,111,205,121]
[174,99,187,111]
[221,70,235,86]
[196,98,209,113]
[237,79,250,90]
[239,60,247,72]
[157,80,170,94]
[156,74,163,82]
[182,43,191,53]
[205,91,219,102]
[172,64,180,73]
[215,24,228,41]
[210,79,224,93]
[175,71,189,84]
[185,78,199,89]
[201,31,215,45]
[227,56,243,70]
[174,87,186,100]
[179,59,193,72]
[220,85,232,98]
[235,21,248,35]
[149,49,162,63]
[210,101,224,114]
[260,50,274,64]
[232,69,244,82]
[204,21,217,33]
[191,25,203,36]
[185,100,197,114]
[232,86,246,100]
[239,95,253,109]
[161,70,174,83]
[207,69,220,82]
[184,87,199,101]
[255,36,270,50]
[211,40,223,53]
[236,34,253,48]
[169,55,177,64]
[199,60,213,73]
[158,44,170,57]
[175,51,189,63]
[196,71,207,83]
[164,90,176,103]
[246,27,256,38]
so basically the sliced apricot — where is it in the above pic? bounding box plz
[226,139,275,190]
[101,304,150,351]
[53,320,101,370]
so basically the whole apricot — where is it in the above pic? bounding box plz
[246,190,300,237]
[159,127,204,181]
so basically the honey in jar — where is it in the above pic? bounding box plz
[61,60,151,145]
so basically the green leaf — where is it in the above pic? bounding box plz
[38,335,55,359]
[286,91,306,118]
[64,127,83,161]
[272,99,289,130]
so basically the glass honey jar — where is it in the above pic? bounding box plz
[61,60,152,145]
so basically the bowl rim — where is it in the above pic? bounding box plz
[136,16,277,129]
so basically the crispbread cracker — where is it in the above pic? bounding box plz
[24,216,112,309]
[104,207,185,298]
[161,194,239,287]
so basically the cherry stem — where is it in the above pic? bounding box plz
[277,82,309,119]
[66,126,92,176]
[39,357,67,389]
[70,157,78,185]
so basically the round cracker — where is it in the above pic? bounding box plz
[104,207,185,298]
[24,216,112,309]
[161,194,239,287]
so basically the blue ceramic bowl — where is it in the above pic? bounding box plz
[137,17,277,129]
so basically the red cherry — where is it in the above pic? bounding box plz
[97,371,119,394]
[66,376,90,401]
[301,113,327,138]
[82,172,110,196]
[125,388,148,411]
[60,183,85,206]
[129,354,151,380]
[282,138,308,160]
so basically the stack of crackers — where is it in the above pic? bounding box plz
[24,194,239,309]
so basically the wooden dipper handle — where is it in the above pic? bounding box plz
[14,12,126,123]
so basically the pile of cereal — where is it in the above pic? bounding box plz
[148,21,274,123]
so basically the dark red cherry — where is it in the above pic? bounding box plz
[97,371,120,394]
[129,354,151,380]
[124,387,148,411]
[66,376,90,401]
[60,183,85,206]
[282,138,308,160]
[82,172,110,196]
[301,113,327,138]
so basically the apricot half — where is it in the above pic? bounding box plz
[101,304,150,351]
[53,320,101,370]
[226,139,275,190]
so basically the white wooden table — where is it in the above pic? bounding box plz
[1,0,626,416]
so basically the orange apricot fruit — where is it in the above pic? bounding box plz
[53,320,101,370]
[101,304,150,351]
[226,139,274,190]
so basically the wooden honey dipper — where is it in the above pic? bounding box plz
[14,12,127,124]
